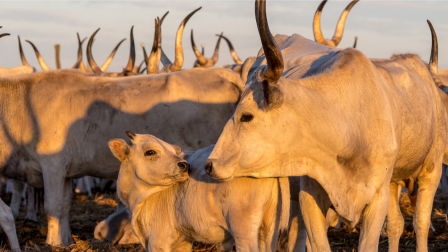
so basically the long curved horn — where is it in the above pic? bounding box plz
[72,33,84,69]
[331,0,359,47]
[256,0,283,82]
[191,29,206,66]
[313,0,327,45]
[170,7,202,72]
[427,20,442,87]
[211,32,223,64]
[121,26,135,74]
[217,34,243,64]
[25,40,51,71]
[100,38,126,72]
[141,43,149,69]
[148,19,160,74]
[353,36,358,49]
[18,36,30,66]
[0,27,9,39]
[86,28,103,75]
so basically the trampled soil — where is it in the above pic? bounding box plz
[0,189,447,252]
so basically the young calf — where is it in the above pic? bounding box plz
[109,132,290,251]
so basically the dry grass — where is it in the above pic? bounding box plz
[0,188,447,251]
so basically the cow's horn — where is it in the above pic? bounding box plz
[18,36,30,66]
[201,44,204,55]
[100,38,126,72]
[123,26,135,73]
[25,40,51,71]
[136,59,145,73]
[126,131,136,140]
[141,43,149,70]
[54,44,61,69]
[313,0,327,46]
[170,7,202,71]
[217,34,243,64]
[191,29,207,66]
[148,19,160,74]
[331,0,359,47]
[72,33,83,69]
[160,12,173,67]
[256,0,284,83]
[211,32,223,64]
[353,36,358,49]
[86,28,103,75]
[427,20,442,87]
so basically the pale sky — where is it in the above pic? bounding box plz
[0,1,447,72]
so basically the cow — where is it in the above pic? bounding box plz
[191,30,223,68]
[0,52,244,247]
[313,0,359,48]
[204,1,447,251]
[109,132,289,251]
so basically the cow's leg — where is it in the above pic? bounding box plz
[414,162,442,252]
[10,179,25,220]
[442,164,448,193]
[299,176,332,252]
[25,185,37,222]
[42,163,66,246]
[0,199,20,251]
[60,178,73,245]
[288,200,306,252]
[385,183,404,252]
[358,184,389,252]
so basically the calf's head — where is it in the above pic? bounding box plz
[109,132,189,207]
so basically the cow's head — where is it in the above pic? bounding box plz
[205,0,299,180]
[109,132,189,206]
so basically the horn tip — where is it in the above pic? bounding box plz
[126,131,136,140]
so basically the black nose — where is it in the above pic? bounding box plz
[177,161,190,172]
[205,161,213,175]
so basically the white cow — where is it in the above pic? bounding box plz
[109,133,290,251]
[205,1,448,252]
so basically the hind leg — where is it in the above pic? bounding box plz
[414,161,442,252]
[385,183,404,252]
[0,199,20,251]
[10,179,25,220]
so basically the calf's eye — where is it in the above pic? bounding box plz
[144,150,156,156]
[240,113,254,123]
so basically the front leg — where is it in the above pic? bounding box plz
[60,178,73,245]
[299,176,332,252]
[358,184,389,251]
[0,199,20,251]
[42,164,66,246]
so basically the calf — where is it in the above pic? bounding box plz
[109,132,290,251]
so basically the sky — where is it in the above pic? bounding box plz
[0,1,447,72]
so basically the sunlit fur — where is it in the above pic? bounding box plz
[207,33,448,252]
[111,134,289,252]
[0,67,244,246]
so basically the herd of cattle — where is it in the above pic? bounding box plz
[0,0,447,251]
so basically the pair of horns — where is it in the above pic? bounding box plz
[87,26,135,76]
[191,30,223,66]
[313,0,359,47]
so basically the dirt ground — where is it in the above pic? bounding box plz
[0,188,447,252]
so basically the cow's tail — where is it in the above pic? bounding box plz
[277,177,290,251]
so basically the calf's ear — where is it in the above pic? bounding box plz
[172,145,182,156]
[108,139,130,162]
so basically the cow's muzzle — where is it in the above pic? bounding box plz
[177,161,190,174]
[205,161,213,175]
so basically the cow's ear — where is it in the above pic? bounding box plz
[262,80,284,109]
[172,145,182,156]
[108,139,130,162]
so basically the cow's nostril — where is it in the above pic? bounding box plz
[205,161,213,174]
[177,161,190,171]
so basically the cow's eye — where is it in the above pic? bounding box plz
[144,150,156,156]
[240,113,254,123]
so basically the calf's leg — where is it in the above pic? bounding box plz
[0,199,20,251]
